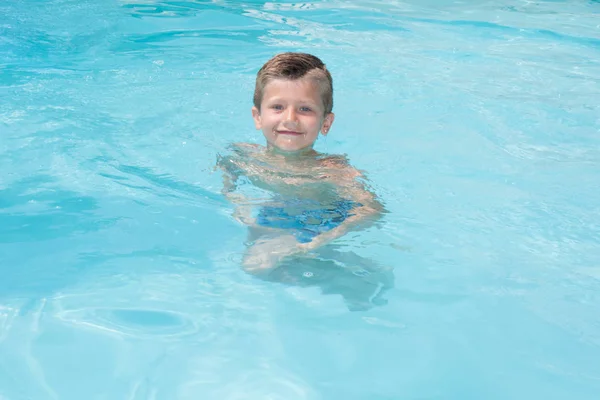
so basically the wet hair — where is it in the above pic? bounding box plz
[253,52,333,115]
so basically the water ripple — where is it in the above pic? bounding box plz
[0,305,18,344]
[56,307,202,339]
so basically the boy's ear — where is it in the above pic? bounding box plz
[321,112,335,135]
[251,106,262,130]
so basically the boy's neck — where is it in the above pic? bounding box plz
[266,144,319,158]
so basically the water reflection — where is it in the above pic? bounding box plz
[261,246,394,311]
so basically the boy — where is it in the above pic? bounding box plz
[218,52,384,273]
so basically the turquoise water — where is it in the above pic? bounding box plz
[1,0,600,398]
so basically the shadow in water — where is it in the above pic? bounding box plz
[261,245,395,312]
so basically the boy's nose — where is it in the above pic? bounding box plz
[284,107,298,124]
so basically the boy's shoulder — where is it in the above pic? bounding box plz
[318,154,363,180]
[217,143,261,173]
[219,142,265,165]
[228,142,263,155]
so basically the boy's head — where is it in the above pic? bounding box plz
[251,52,335,153]
[253,52,333,115]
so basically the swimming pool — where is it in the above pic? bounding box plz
[1,0,599,398]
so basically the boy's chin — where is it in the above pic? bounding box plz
[270,145,314,154]
[268,141,314,153]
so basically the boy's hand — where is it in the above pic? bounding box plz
[243,234,301,272]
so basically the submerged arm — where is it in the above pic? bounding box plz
[218,157,256,225]
[298,173,384,251]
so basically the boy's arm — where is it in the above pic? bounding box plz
[298,171,384,251]
[218,159,256,225]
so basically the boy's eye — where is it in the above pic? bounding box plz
[271,104,284,111]
[299,106,312,112]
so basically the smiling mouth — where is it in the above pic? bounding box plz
[276,130,303,136]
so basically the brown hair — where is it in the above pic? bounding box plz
[253,52,333,115]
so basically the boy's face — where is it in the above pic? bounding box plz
[252,78,334,153]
